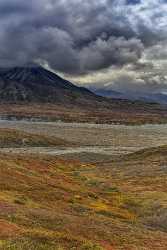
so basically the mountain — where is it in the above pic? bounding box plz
[138,93,167,104]
[1,64,166,106]
[88,87,124,99]
[0,64,100,104]
[0,65,167,124]
[91,87,167,105]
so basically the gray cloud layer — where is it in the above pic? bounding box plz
[0,0,167,93]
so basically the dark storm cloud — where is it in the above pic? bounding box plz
[0,0,166,82]
[79,36,144,72]
[127,0,141,5]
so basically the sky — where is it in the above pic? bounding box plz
[0,0,167,94]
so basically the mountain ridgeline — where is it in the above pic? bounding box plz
[0,65,100,104]
[91,87,167,105]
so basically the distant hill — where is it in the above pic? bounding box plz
[0,65,167,124]
[88,88,124,99]
[0,64,166,107]
[90,87,167,105]
[0,64,101,104]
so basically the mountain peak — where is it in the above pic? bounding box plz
[0,65,97,104]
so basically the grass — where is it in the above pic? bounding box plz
[0,102,167,125]
[0,146,167,249]
[0,129,72,147]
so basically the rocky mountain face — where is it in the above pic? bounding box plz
[0,65,99,104]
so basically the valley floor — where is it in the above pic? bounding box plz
[0,120,166,249]
[0,102,167,125]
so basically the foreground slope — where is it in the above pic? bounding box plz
[0,150,167,249]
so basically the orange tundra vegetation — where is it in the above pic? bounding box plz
[0,147,167,249]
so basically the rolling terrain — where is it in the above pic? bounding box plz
[0,66,166,249]
[0,129,72,148]
[0,121,166,249]
[0,143,167,249]
[0,0,166,249]
[0,101,167,125]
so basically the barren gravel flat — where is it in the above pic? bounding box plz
[0,145,143,156]
[0,120,167,149]
[0,120,167,161]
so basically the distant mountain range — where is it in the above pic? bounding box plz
[90,87,167,105]
[0,63,167,110]
[0,65,167,124]
[0,64,102,105]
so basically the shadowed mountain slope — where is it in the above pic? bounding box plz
[0,65,99,104]
[0,65,167,124]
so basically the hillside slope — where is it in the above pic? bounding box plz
[0,65,99,104]
[0,152,167,249]
[0,128,72,147]
[0,65,167,124]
